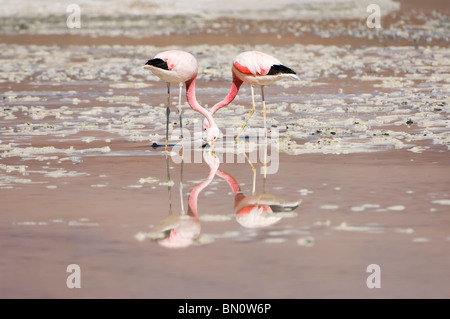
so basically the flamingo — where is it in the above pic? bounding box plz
[203,51,298,140]
[216,167,301,228]
[144,50,220,149]
[215,146,301,228]
[148,150,220,248]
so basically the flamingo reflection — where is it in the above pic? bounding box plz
[147,150,219,248]
[217,154,301,228]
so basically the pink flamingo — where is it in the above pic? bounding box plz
[144,50,220,148]
[149,150,220,248]
[203,51,298,140]
[216,168,301,228]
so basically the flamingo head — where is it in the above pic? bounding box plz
[203,125,220,148]
[202,117,211,131]
[203,148,220,171]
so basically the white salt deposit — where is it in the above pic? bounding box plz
[320,204,339,210]
[0,0,400,20]
[432,200,450,206]
[297,236,315,247]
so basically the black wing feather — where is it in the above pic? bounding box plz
[267,64,296,76]
[145,58,169,70]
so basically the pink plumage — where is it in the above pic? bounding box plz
[232,51,298,85]
[234,51,278,75]
[203,51,298,137]
[149,50,198,83]
[216,168,301,229]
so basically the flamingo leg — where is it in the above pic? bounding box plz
[165,83,171,152]
[262,133,268,192]
[236,85,256,141]
[177,82,183,139]
[261,86,266,133]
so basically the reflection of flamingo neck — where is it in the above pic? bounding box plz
[210,72,243,115]
[187,161,218,217]
[216,169,245,207]
[185,77,217,129]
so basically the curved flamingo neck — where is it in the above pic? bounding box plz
[216,169,240,196]
[216,169,246,207]
[185,77,217,128]
[187,161,218,217]
[210,71,243,115]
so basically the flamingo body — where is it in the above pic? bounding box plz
[235,205,281,229]
[203,51,298,135]
[232,51,298,86]
[151,214,201,249]
[216,168,302,229]
[145,50,198,84]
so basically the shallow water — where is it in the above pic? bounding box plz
[1,43,448,152]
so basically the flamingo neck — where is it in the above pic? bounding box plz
[185,77,217,129]
[187,161,218,217]
[210,71,243,115]
[216,169,246,207]
[216,168,244,196]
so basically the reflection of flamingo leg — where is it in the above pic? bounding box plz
[165,83,171,151]
[179,157,185,215]
[177,82,183,139]
[260,86,269,191]
[179,141,185,214]
[165,155,173,214]
[262,132,268,192]
[244,152,256,195]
